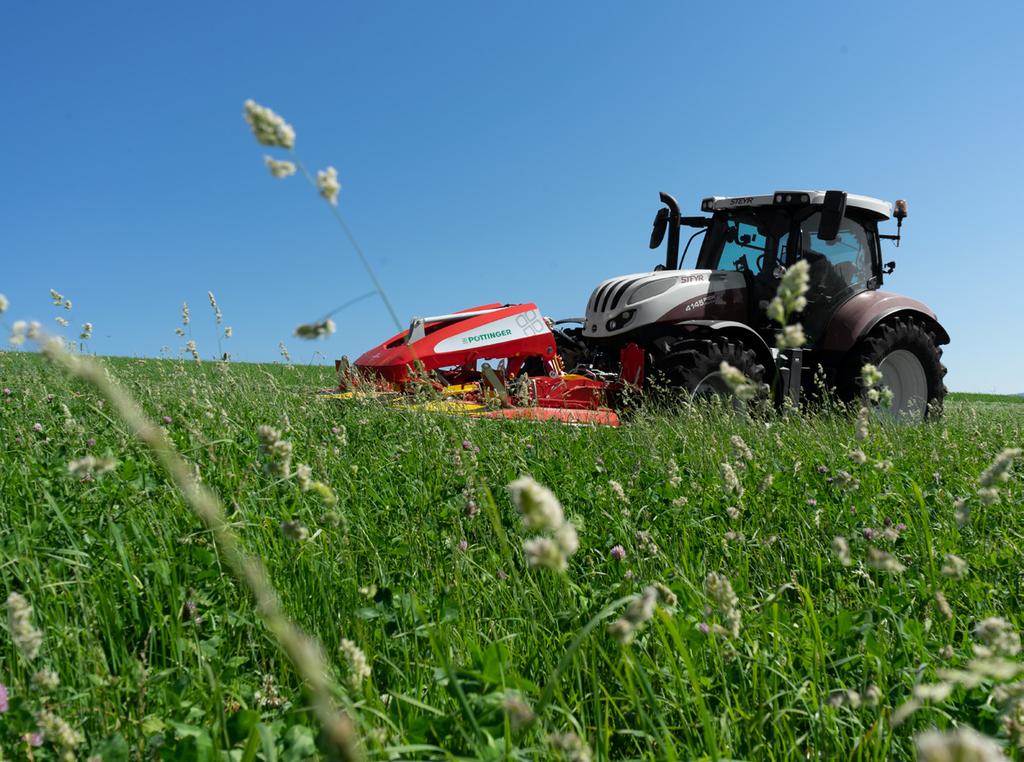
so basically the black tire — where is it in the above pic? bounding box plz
[653,338,767,400]
[839,317,947,420]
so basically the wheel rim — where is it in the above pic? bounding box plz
[692,371,732,397]
[878,349,928,421]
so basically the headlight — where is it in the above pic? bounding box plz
[605,310,636,332]
[627,278,675,305]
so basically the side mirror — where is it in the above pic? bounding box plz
[649,207,669,249]
[817,190,848,241]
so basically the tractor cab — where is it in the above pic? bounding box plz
[691,191,898,345]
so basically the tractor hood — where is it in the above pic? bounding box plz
[584,269,748,338]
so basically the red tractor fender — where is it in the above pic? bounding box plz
[821,291,950,353]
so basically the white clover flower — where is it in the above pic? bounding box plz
[244,100,296,149]
[317,166,341,206]
[508,476,565,532]
[915,726,1004,762]
[0,293,8,313]
[264,155,297,179]
[294,319,336,340]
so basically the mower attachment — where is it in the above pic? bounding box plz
[324,303,621,426]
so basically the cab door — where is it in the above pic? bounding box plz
[789,212,877,343]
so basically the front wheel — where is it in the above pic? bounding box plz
[840,317,947,421]
[654,338,767,401]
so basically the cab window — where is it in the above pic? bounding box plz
[697,215,769,275]
[798,213,873,290]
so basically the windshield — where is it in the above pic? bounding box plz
[695,210,781,275]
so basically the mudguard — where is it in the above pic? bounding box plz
[673,319,775,375]
[821,291,950,353]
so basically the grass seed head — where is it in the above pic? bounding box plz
[263,156,296,179]
[317,166,341,206]
[6,592,43,661]
[243,100,296,149]
[915,726,1004,762]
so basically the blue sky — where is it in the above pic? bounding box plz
[2,2,1022,392]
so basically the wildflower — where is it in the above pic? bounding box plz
[280,520,309,541]
[508,476,564,532]
[766,259,810,324]
[80,322,92,340]
[67,455,116,477]
[704,572,741,638]
[610,544,626,561]
[726,505,741,520]
[317,166,341,205]
[207,291,223,324]
[635,529,659,556]
[263,155,296,179]
[464,499,479,517]
[36,709,83,754]
[934,590,953,620]
[31,669,59,692]
[719,361,760,401]
[254,674,286,710]
[671,496,688,508]
[524,536,569,571]
[0,293,7,313]
[295,463,312,491]
[608,479,627,502]
[182,301,190,325]
[866,547,905,573]
[915,726,1004,762]
[502,692,535,731]
[832,536,852,566]
[974,617,1021,658]
[0,683,8,712]
[294,319,336,339]
[850,449,867,465]
[258,425,293,477]
[861,363,883,388]
[978,448,1020,504]
[720,462,743,497]
[162,415,172,424]
[243,100,296,149]
[942,554,969,580]
[548,732,593,762]
[667,459,682,488]
[955,497,970,527]
[2,388,10,396]
[730,436,754,462]
[855,406,870,441]
[9,319,28,346]
[457,539,468,552]
[32,422,43,433]
[340,637,372,688]
[776,323,807,350]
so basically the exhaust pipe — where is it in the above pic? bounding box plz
[660,192,681,270]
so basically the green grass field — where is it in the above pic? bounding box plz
[1,352,1022,760]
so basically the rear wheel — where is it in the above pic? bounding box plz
[840,317,947,421]
[654,338,767,400]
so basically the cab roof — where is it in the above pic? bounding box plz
[700,191,893,220]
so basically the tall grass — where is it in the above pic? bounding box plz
[1,352,1021,759]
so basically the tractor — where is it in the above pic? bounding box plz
[555,190,949,419]
[331,189,948,424]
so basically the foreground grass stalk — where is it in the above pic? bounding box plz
[41,342,361,761]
